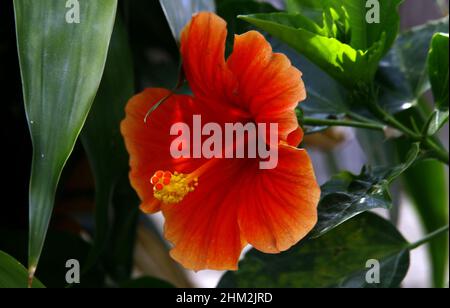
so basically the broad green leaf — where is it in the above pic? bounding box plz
[427,32,449,135]
[293,52,349,118]
[239,13,381,88]
[0,250,45,288]
[13,0,118,277]
[286,0,323,10]
[80,15,138,281]
[160,0,216,42]
[240,0,402,88]
[120,277,175,288]
[376,17,449,113]
[285,0,323,24]
[310,143,419,238]
[395,105,448,288]
[218,213,410,288]
[322,0,401,55]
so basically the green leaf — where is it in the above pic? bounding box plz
[80,14,138,281]
[426,109,449,136]
[296,55,349,118]
[427,32,449,135]
[376,17,449,113]
[239,13,378,88]
[395,105,449,288]
[378,20,449,286]
[324,0,400,55]
[286,0,323,10]
[285,0,323,24]
[120,277,175,288]
[405,163,449,288]
[311,143,419,238]
[218,213,410,288]
[239,0,402,88]
[428,33,449,109]
[13,0,118,277]
[160,0,216,42]
[401,160,449,288]
[0,250,44,288]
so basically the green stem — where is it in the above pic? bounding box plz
[369,102,449,165]
[407,225,449,250]
[302,117,386,131]
[347,111,381,125]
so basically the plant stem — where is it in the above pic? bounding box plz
[302,117,386,131]
[407,225,449,250]
[369,102,449,165]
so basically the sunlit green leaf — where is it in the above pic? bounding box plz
[311,143,419,238]
[239,13,379,88]
[0,250,44,288]
[218,213,410,288]
[13,0,118,277]
[240,0,402,88]
[322,0,401,55]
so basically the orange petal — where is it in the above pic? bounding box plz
[237,145,320,253]
[180,12,237,105]
[120,88,205,213]
[227,31,306,141]
[162,158,248,271]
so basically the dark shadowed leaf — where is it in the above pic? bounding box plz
[218,213,410,288]
[310,143,419,238]
[80,15,138,281]
[13,0,118,277]
[376,17,449,113]
[395,107,449,288]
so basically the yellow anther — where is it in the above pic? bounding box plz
[151,171,198,204]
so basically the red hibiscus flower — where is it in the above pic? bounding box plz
[121,12,320,271]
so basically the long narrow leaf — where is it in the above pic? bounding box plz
[81,15,137,280]
[14,0,118,280]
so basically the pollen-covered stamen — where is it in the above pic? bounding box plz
[150,170,198,204]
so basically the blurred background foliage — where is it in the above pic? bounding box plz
[0,0,448,288]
